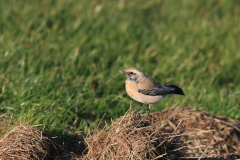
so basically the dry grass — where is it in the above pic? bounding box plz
[1,107,240,159]
[84,107,240,159]
[0,122,81,159]
[84,110,184,159]
[0,125,57,159]
[149,107,240,159]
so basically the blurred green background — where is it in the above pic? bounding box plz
[0,0,240,139]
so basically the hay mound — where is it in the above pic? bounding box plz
[0,125,80,160]
[149,107,240,159]
[0,125,55,159]
[85,108,240,159]
[85,111,184,159]
[1,107,240,159]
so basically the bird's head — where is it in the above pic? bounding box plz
[119,67,144,82]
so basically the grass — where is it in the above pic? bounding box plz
[0,0,240,143]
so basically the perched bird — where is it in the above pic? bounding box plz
[119,67,184,118]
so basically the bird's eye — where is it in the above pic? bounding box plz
[130,72,134,74]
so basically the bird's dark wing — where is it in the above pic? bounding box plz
[138,85,168,96]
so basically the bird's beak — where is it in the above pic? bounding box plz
[119,70,125,73]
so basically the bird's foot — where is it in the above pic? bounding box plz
[145,104,152,120]
[137,104,146,115]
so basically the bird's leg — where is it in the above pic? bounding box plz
[138,104,146,114]
[146,104,152,119]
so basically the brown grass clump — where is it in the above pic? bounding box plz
[0,124,81,160]
[0,125,56,159]
[1,107,240,159]
[84,110,184,160]
[149,107,240,159]
[84,107,240,159]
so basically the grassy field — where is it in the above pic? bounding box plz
[0,0,240,142]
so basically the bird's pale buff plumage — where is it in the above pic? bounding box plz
[119,67,184,118]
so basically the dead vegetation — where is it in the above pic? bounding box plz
[0,125,57,159]
[1,107,240,159]
[84,110,184,159]
[0,114,81,160]
[84,107,240,159]
[148,107,240,159]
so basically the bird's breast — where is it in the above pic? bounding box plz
[125,80,165,104]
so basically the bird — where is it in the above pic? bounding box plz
[119,67,184,118]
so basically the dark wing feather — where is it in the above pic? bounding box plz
[138,85,168,96]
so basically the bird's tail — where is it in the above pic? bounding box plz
[166,85,185,95]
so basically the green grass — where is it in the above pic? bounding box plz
[0,0,240,142]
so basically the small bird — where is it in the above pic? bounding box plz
[119,67,184,118]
